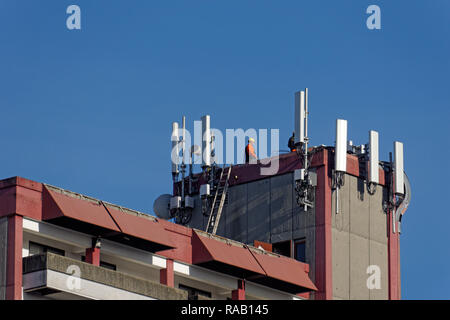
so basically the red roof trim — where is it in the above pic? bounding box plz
[0,176,43,192]
[192,231,265,275]
[249,248,317,291]
[192,231,317,293]
[42,186,120,232]
[104,204,176,249]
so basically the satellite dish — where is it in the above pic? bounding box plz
[153,194,172,219]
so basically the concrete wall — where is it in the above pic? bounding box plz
[0,217,7,300]
[188,172,315,242]
[186,170,390,300]
[331,174,389,300]
[186,172,316,283]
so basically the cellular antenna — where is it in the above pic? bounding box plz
[367,130,379,195]
[335,119,348,173]
[171,122,180,182]
[294,90,305,145]
[294,88,316,211]
[334,119,348,214]
[368,130,379,184]
[394,141,404,195]
[202,115,211,168]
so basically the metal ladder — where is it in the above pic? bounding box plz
[206,164,232,235]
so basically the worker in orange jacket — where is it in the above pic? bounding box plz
[288,132,296,152]
[245,138,257,164]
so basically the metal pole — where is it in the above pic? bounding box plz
[189,161,193,195]
[336,184,340,214]
[304,87,309,169]
[304,88,309,211]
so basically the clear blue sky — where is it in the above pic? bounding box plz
[0,1,448,299]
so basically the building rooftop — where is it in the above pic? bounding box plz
[0,175,317,295]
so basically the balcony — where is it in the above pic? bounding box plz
[22,253,188,300]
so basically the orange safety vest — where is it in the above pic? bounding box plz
[245,143,257,162]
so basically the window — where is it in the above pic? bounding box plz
[98,261,117,271]
[294,239,306,263]
[81,256,117,271]
[272,240,291,257]
[178,284,211,300]
[29,241,65,256]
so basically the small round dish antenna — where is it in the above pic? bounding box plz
[153,194,172,219]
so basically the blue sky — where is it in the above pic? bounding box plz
[0,1,449,299]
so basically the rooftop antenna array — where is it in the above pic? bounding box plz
[293,88,316,210]
[200,114,218,209]
[156,116,195,224]
[331,119,409,231]
[155,113,229,230]
[198,115,232,235]
[155,90,411,233]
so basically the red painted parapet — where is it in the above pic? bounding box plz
[313,149,333,300]
[232,279,245,300]
[85,247,101,266]
[191,231,316,294]
[0,177,41,300]
[0,177,43,220]
[156,220,194,264]
[6,215,23,300]
[344,152,386,185]
[160,259,174,288]
[388,207,401,300]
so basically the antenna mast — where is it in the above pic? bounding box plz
[294,88,316,210]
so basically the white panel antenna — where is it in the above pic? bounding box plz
[369,130,379,184]
[171,122,179,175]
[181,116,186,161]
[335,119,348,172]
[394,141,404,195]
[294,91,305,145]
[202,115,211,167]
